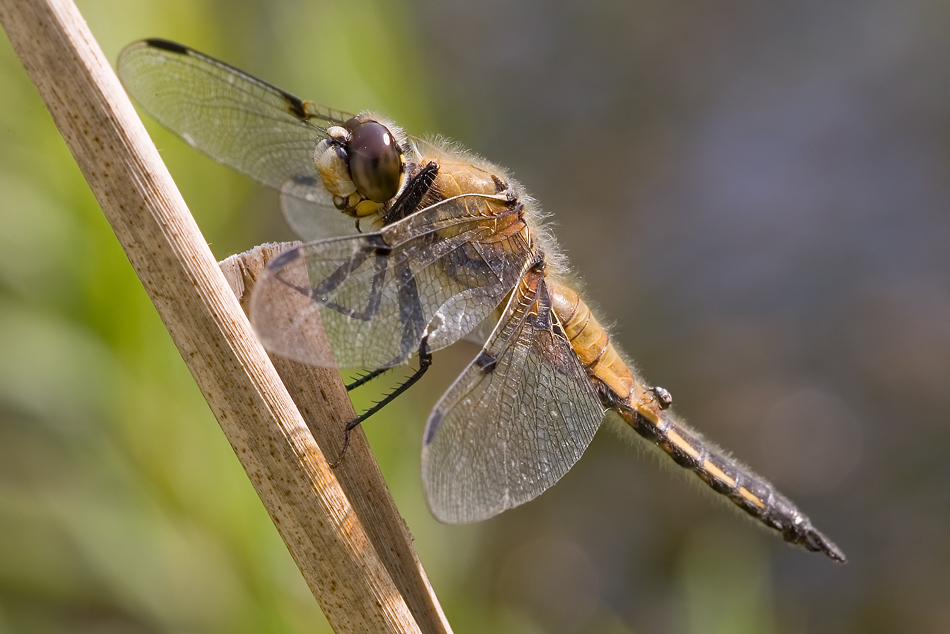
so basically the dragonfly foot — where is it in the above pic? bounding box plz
[328,420,360,468]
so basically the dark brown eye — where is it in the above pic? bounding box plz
[344,119,402,203]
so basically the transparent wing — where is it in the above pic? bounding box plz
[279,175,361,240]
[249,193,532,369]
[117,39,354,236]
[421,269,604,524]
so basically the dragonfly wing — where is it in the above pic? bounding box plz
[117,39,350,228]
[249,194,532,369]
[422,268,604,524]
[280,175,361,239]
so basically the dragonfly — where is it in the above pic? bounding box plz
[117,39,845,562]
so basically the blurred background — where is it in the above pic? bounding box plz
[2,0,949,632]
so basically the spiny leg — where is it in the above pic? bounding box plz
[345,366,393,391]
[383,161,439,224]
[330,336,432,468]
[341,251,426,392]
[332,248,430,463]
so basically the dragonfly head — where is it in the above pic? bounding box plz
[314,114,406,218]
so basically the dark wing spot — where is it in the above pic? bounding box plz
[475,351,497,373]
[283,93,308,121]
[144,39,189,54]
[424,411,443,445]
[291,174,319,186]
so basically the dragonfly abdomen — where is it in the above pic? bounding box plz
[620,407,845,561]
[548,279,845,562]
[548,280,637,401]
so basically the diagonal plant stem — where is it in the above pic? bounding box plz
[0,1,451,633]
[220,244,452,634]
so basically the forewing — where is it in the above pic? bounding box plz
[117,39,350,231]
[421,270,604,524]
[249,194,532,369]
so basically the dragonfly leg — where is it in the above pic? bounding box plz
[383,161,439,224]
[330,336,433,467]
[345,367,393,391]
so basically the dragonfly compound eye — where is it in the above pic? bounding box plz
[344,118,403,203]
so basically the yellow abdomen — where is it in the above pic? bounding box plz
[548,280,664,421]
